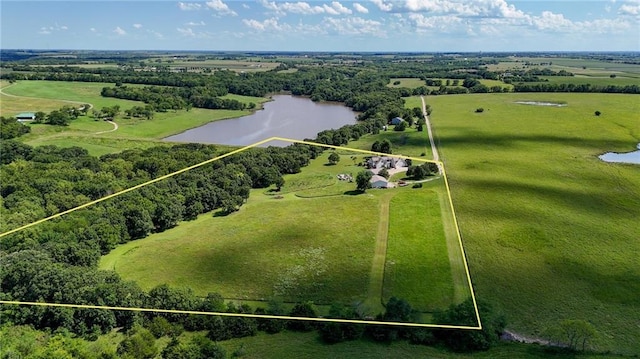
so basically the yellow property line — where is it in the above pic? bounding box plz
[0,137,273,238]
[0,136,481,330]
[0,301,480,330]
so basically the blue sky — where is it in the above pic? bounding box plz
[1,1,639,51]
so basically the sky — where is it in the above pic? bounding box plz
[1,0,639,52]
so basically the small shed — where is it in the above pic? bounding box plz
[16,112,36,121]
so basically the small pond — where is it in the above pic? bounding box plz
[165,95,357,147]
[599,143,640,164]
[514,101,567,107]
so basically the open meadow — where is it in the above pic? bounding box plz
[420,92,640,353]
[100,149,471,322]
[1,80,268,156]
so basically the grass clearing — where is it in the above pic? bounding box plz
[384,187,454,311]
[347,127,430,159]
[388,78,425,89]
[426,92,640,354]
[101,192,380,304]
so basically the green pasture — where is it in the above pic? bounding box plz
[347,127,431,159]
[384,188,455,312]
[218,331,628,359]
[101,192,380,303]
[1,80,144,110]
[536,75,640,86]
[426,92,640,354]
[388,78,425,89]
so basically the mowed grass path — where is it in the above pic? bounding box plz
[425,93,640,354]
[383,188,455,312]
[101,194,380,304]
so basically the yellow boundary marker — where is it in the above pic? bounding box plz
[0,137,481,330]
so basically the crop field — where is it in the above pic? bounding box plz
[424,92,640,353]
[100,149,471,322]
[168,59,281,72]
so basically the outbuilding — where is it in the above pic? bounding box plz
[390,117,404,125]
[16,112,36,121]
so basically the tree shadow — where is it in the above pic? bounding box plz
[343,190,364,196]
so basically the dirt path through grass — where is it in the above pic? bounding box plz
[421,95,439,163]
[364,192,394,313]
[1,83,94,110]
[95,120,118,134]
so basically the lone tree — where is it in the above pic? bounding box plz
[328,152,340,165]
[379,168,390,179]
[594,110,601,116]
[356,171,372,192]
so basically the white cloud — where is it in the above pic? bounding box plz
[323,16,385,36]
[206,0,237,16]
[38,27,51,35]
[113,26,127,35]
[60,25,68,30]
[186,21,206,26]
[147,30,164,39]
[532,11,573,31]
[353,3,369,14]
[90,27,97,32]
[619,3,640,15]
[408,13,463,31]
[258,0,351,16]
[242,3,250,9]
[178,2,201,11]
[133,23,143,29]
[371,0,393,12]
[242,17,291,31]
[327,1,352,15]
[177,27,196,36]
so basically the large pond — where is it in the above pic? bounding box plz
[165,95,357,147]
[599,143,640,164]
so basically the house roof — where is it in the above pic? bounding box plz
[370,175,387,183]
[16,112,35,118]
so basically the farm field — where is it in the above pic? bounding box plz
[536,75,639,86]
[100,149,471,323]
[423,92,640,353]
[1,80,268,156]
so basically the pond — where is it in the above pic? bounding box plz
[164,95,357,147]
[599,143,640,164]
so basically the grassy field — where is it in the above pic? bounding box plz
[536,76,640,86]
[424,92,640,354]
[100,148,469,319]
[218,331,627,359]
[1,80,268,156]
[347,127,431,159]
[101,193,380,304]
[383,188,455,312]
[388,78,426,89]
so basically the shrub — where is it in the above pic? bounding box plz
[475,108,484,113]
[595,110,601,116]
